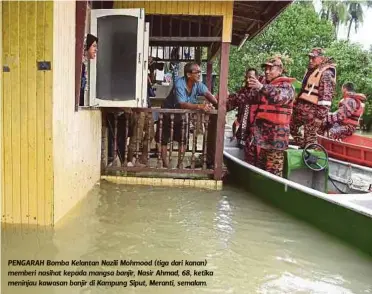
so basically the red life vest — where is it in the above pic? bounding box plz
[339,92,366,126]
[249,105,259,125]
[248,75,265,125]
[255,77,296,125]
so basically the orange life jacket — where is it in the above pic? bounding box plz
[339,92,366,126]
[255,77,296,125]
[298,64,336,106]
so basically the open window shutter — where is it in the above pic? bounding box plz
[141,22,150,108]
[89,9,145,107]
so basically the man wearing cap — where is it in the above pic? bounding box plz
[290,48,336,148]
[244,56,296,177]
[321,82,366,140]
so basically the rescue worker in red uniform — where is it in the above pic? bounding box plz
[290,48,336,148]
[245,56,295,177]
[322,82,366,140]
[227,68,259,146]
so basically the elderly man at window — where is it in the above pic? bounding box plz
[155,62,218,168]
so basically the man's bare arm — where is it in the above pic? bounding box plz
[204,91,218,107]
[178,102,212,111]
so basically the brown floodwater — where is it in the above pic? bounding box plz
[2,181,372,294]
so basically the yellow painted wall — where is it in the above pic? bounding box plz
[114,1,233,42]
[2,1,54,226]
[0,0,3,227]
[52,1,101,224]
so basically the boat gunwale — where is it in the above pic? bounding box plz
[317,134,372,168]
[317,134,372,151]
[223,147,372,219]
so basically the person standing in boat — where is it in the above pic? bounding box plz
[245,56,296,177]
[227,68,260,147]
[321,82,366,140]
[290,48,336,148]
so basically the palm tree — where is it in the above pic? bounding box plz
[320,0,349,37]
[346,1,365,40]
[319,0,372,41]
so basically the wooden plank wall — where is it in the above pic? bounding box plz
[1,1,54,226]
[114,1,233,42]
[52,0,102,225]
[0,0,3,228]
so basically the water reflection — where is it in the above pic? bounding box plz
[2,182,372,294]
[258,271,354,294]
[213,196,235,249]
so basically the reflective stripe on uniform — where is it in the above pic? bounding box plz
[317,100,332,106]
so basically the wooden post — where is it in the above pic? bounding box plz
[213,42,230,180]
[101,111,108,174]
[206,62,213,92]
[205,50,215,167]
[195,47,201,65]
[75,1,87,111]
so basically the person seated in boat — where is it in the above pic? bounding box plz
[321,82,366,141]
[226,68,260,146]
[245,56,296,177]
[155,62,218,168]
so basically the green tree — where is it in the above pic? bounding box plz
[224,1,372,129]
[227,2,335,92]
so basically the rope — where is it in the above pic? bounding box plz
[327,170,347,194]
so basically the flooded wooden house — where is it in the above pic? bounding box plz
[1,0,291,226]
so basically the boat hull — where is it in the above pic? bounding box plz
[223,147,372,257]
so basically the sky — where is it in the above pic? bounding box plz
[313,0,372,50]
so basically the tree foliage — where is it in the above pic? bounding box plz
[226,1,372,123]
[228,2,335,92]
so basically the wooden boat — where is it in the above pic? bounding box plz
[223,127,372,256]
[317,134,372,168]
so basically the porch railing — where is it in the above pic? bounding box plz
[101,108,218,177]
